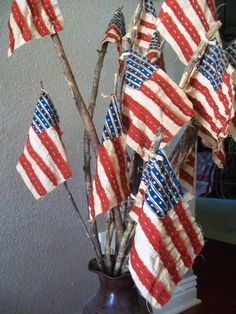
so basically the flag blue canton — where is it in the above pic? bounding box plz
[102,95,123,142]
[197,41,229,91]
[142,150,184,217]
[108,9,126,36]
[32,90,59,134]
[144,0,156,16]
[225,40,236,68]
[124,49,158,89]
[148,31,162,50]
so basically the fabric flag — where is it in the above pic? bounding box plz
[129,150,204,309]
[225,39,236,141]
[133,0,158,55]
[171,146,196,193]
[186,41,235,165]
[8,0,64,56]
[198,127,226,168]
[16,90,72,199]
[102,8,126,54]
[89,95,130,220]
[145,31,163,64]
[157,0,218,65]
[225,39,236,68]
[122,49,194,160]
[179,150,196,193]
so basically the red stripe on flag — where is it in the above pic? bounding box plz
[179,168,194,186]
[105,32,120,44]
[8,20,15,54]
[26,0,50,36]
[165,0,201,45]
[140,83,186,127]
[26,136,58,186]
[106,24,122,40]
[111,138,130,197]
[130,245,171,306]
[150,72,193,117]
[19,153,47,196]
[99,144,123,203]
[122,114,152,149]
[206,0,217,20]
[36,129,72,179]
[140,19,156,30]
[124,93,173,137]
[146,51,158,61]
[188,96,219,136]
[161,214,193,268]
[139,211,181,284]
[159,9,193,63]
[41,0,63,32]
[11,1,32,42]
[221,72,233,107]
[175,203,203,255]
[189,79,227,125]
[94,171,110,213]
[189,0,209,31]
[137,32,152,43]
[186,153,195,167]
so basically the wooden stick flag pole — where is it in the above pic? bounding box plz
[50,33,106,271]
[50,33,100,157]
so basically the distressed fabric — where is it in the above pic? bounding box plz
[89,96,130,220]
[179,150,196,193]
[198,127,226,168]
[129,150,204,310]
[122,49,194,160]
[186,41,235,162]
[8,0,64,56]
[171,147,196,193]
[102,9,126,54]
[157,0,217,65]
[225,39,236,141]
[145,31,163,64]
[133,0,159,55]
[16,90,72,199]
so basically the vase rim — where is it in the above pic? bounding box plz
[88,258,130,280]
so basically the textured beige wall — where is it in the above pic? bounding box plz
[0,1,183,313]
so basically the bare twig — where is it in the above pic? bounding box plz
[50,33,107,270]
[51,33,100,157]
[63,182,104,271]
[113,218,136,277]
[105,210,115,275]
[113,206,124,247]
[121,226,135,274]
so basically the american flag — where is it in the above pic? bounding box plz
[171,147,196,193]
[102,8,126,54]
[145,31,163,64]
[8,0,64,56]
[179,150,196,193]
[225,39,236,141]
[16,90,72,199]
[198,127,226,168]
[89,95,130,220]
[122,49,194,160]
[129,150,204,309]
[134,0,158,55]
[157,0,217,65]
[186,41,235,160]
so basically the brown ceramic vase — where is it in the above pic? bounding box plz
[82,258,151,314]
